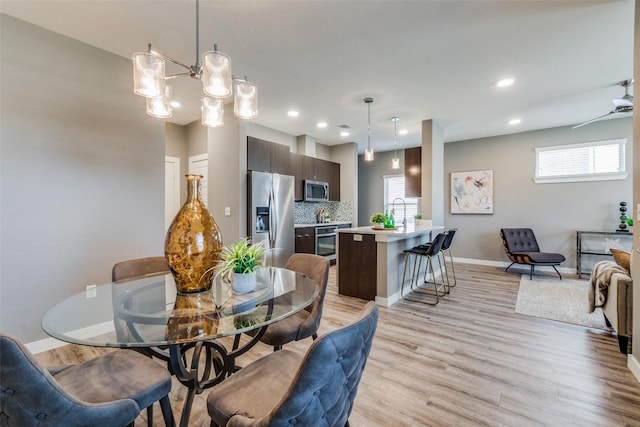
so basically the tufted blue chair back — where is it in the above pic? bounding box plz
[257,301,378,426]
[501,228,541,254]
[0,333,140,427]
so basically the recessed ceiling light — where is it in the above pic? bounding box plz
[317,122,327,128]
[340,131,350,137]
[398,129,408,135]
[170,101,181,108]
[287,110,299,117]
[509,118,521,125]
[497,78,515,88]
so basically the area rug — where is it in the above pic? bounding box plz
[515,274,610,330]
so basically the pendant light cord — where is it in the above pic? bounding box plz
[367,103,371,150]
[195,0,200,70]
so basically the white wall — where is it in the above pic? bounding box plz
[0,14,165,341]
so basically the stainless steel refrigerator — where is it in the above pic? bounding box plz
[248,171,295,268]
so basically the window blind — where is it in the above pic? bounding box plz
[534,138,627,183]
[384,175,419,221]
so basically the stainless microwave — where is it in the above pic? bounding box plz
[304,180,329,202]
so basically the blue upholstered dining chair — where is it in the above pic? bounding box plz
[207,301,379,427]
[0,333,175,427]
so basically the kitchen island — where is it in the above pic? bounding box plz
[336,223,444,305]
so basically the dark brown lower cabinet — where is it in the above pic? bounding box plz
[295,227,315,254]
[338,233,377,300]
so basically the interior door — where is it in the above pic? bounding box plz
[189,154,208,207]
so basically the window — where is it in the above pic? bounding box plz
[534,138,627,184]
[383,175,419,224]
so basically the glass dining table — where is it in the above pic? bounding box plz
[42,266,319,427]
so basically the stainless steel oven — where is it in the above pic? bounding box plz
[315,225,337,261]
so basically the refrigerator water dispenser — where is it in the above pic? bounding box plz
[256,207,269,232]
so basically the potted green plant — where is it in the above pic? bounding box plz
[370,213,387,229]
[218,238,266,293]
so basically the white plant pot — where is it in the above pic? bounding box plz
[231,272,257,294]
[374,222,385,229]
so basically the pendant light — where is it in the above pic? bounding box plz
[132,0,257,126]
[391,116,400,169]
[364,97,374,161]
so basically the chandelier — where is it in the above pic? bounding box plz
[364,97,374,161]
[391,116,400,169]
[131,0,258,127]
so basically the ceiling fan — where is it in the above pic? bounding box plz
[572,79,634,129]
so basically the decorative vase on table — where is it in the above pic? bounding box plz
[165,174,223,294]
[165,292,219,341]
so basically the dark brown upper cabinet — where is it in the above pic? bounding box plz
[248,137,340,201]
[247,136,270,172]
[405,147,421,198]
[247,136,291,175]
[315,158,340,201]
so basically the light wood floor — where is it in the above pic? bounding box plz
[35,263,640,426]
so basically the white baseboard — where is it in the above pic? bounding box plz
[27,321,115,354]
[26,336,71,354]
[453,257,575,276]
[628,354,640,383]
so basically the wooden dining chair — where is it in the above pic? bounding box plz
[0,333,175,427]
[207,301,379,427]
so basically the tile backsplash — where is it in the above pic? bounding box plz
[294,201,353,224]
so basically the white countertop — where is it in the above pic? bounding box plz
[337,224,444,242]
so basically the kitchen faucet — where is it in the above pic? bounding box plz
[392,198,407,228]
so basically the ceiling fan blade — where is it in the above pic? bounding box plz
[572,111,616,129]
[612,96,633,108]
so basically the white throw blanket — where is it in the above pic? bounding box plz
[588,260,628,313]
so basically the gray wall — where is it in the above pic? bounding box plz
[207,109,246,242]
[444,117,633,268]
[0,14,165,341]
[358,150,406,227]
[331,143,359,225]
[247,123,297,152]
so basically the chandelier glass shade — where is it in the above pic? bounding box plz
[132,53,166,98]
[146,84,173,118]
[364,97,374,162]
[201,50,232,98]
[131,0,257,127]
[234,79,258,119]
[202,96,224,127]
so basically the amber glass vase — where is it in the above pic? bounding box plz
[165,174,223,293]
[165,292,219,341]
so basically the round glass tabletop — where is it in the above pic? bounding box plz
[42,267,319,348]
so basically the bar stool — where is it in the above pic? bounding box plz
[401,232,448,305]
[438,228,458,288]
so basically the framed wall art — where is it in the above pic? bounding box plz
[450,170,494,214]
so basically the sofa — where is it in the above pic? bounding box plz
[589,259,633,354]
